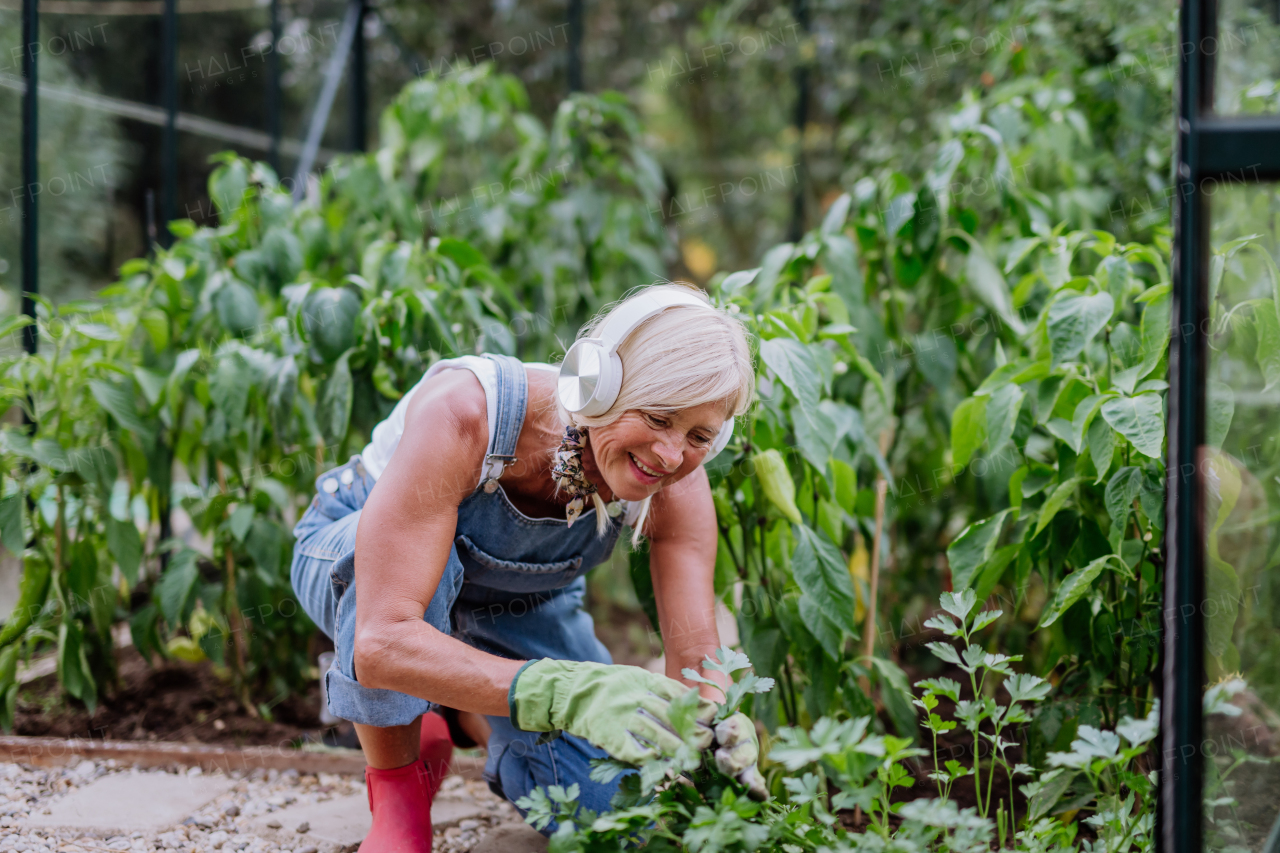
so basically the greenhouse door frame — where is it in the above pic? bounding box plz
[1162,0,1280,851]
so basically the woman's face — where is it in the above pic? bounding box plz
[581,401,727,501]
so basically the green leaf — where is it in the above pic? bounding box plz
[156,549,199,627]
[57,619,97,711]
[1069,394,1108,454]
[210,352,251,431]
[798,593,845,661]
[303,287,362,363]
[1205,557,1240,658]
[927,641,962,665]
[0,494,22,557]
[224,504,252,545]
[436,237,487,270]
[1025,769,1075,822]
[628,547,660,642]
[1038,556,1121,627]
[1100,394,1164,459]
[974,544,1020,605]
[319,351,355,446]
[133,367,167,408]
[666,687,704,742]
[950,396,987,469]
[69,445,117,491]
[1207,380,1234,449]
[1098,255,1131,305]
[1087,417,1116,484]
[871,658,919,742]
[267,356,298,441]
[986,384,1024,453]
[947,509,1012,591]
[963,238,1026,334]
[753,242,794,307]
[1004,673,1051,704]
[823,235,863,306]
[792,402,838,473]
[1035,477,1084,537]
[791,526,856,638]
[821,193,852,236]
[214,278,261,336]
[718,267,760,299]
[90,380,154,442]
[209,156,249,217]
[1047,292,1114,365]
[245,517,284,574]
[106,518,142,586]
[940,588,977,621]
[1105,467,1144,533]
[1255,302,1280,392]
[759,338,821,415]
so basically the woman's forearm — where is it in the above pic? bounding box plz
[354,618,523,716]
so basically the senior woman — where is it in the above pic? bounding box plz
[290,283,761,851]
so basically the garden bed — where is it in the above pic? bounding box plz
[14,647,327,749]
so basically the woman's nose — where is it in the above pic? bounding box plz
[652,436,682,469]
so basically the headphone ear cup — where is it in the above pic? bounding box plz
[559,339,621,416]
[574,349,623,417]
[703,417,734,464]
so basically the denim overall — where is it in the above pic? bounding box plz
[290,354,628,816]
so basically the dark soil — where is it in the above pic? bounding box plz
[15,645,336,748]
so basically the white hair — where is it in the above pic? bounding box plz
[551,282,755,545]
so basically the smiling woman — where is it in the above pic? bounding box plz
[286,282,758,852]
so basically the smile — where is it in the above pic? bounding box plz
[629,453,666,479]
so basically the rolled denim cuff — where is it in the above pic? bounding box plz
[324,667,434,727]
[507,658,542,731]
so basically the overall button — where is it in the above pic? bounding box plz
[340,469,355,486]
[322,478,339,493]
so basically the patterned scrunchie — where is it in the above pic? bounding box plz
[551,424,597,527]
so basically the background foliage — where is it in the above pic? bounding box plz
[4,0,1280,847]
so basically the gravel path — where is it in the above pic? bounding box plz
[0,761,532,853]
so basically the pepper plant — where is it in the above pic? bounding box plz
[0,65,672,720]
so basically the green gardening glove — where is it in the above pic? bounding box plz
[509,659,716,764]
[714,713,768,801]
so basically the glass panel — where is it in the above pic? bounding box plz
[0,7,21,340]
[1213,0,1280,114]
[1202,181,1280,851]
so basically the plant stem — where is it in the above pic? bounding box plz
[860,428,893,695]
[217,461,257,718]
[932,727,943,799]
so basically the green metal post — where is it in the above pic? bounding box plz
[20,0,38,357]
[160,0,178,245]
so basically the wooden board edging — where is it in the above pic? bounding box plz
[0,736,485,779]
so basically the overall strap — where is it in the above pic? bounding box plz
[479,354,528,493]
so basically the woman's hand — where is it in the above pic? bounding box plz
[714,713,768,801]
[509,659,716,763]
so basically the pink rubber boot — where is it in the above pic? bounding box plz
[419,711,454,799]
[362,761,434,853]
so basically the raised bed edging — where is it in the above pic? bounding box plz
[0,736,485,779]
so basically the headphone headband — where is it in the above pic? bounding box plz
[594,288,711,354]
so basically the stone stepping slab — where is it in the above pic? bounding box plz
[250,791,492,849]
[21,770,237,835]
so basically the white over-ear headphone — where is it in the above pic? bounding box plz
[557,288,735,462]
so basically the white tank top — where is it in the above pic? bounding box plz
[359,355,642,526]
[360,354,555,481]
